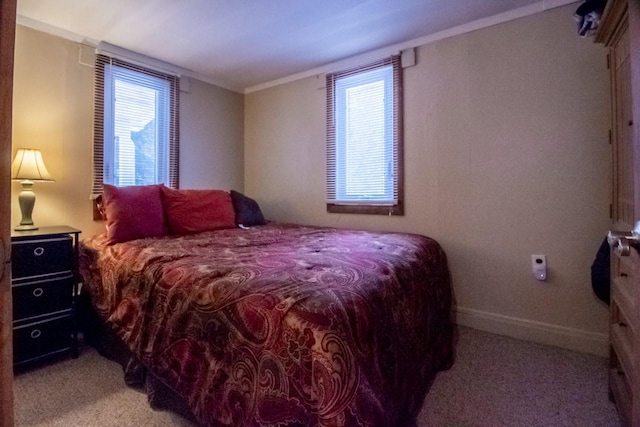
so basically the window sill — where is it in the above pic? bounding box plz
[326,203,403,216]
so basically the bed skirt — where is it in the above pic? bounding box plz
[78,289,451,426]
[78,291,201,424]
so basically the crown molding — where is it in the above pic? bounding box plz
[16,0,579,95]
[244,0,578,94]
[16,15,243,93]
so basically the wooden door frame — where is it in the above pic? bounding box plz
[0,0,16,426]
[629,0,640,423]
[631,0,640,212]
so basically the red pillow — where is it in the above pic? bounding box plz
[161,187,235,235]
[102,184,168,245]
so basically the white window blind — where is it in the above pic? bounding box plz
[326,55,403,214]
[92,55,179,197]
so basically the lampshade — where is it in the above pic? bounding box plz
[12,148,54,231]
[11,148,53,181]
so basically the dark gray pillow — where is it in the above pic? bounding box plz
[230,190,266,226]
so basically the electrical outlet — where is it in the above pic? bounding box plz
[531,255,547,281]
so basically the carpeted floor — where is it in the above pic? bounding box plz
[418,327,620,426]
[13,326,621,426]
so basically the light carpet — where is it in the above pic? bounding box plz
[13,326,621,426]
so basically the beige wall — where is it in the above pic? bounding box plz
[11,25,244,237]
[245,6,612,349]
[179,78,244,191]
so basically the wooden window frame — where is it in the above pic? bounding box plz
[92,54,179,198]
[325,56,404,216]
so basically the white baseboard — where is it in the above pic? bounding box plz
[454,306,609,357]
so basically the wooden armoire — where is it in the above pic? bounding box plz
[596,0,640,425]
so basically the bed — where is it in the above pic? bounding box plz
[79,217,453,426]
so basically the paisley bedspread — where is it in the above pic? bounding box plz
[79,222,454,426]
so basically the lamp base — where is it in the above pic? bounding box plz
[14,224,38,231]
[16,180,38,232]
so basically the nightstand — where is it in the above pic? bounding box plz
[11,226,81,366]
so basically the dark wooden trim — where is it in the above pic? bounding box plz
[325,55,404,216]
[327,203,404,216]
[0,0,17,425]
[396,53,405,219]
[92,195,106,221]
[631,0,640,226]
[93,56,180,197]
[595,0,628,45]
[630,1,640,422]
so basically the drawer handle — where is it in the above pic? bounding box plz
[33,247,45,256]
[30,329,41,339]
[620,272,628,277]
[617,369,625,377]
[32,287,44,297]
[618,321,628,328]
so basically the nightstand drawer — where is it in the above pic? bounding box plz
[13,314,73,365]
[12,273,73,322]
[12,235,73,279]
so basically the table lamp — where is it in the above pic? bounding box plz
[11,148,53,231]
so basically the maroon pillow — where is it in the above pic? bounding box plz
[161,187,236,235]
[102,184,167,245]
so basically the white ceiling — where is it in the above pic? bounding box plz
[17,0,576,93]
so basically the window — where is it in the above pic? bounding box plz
[92,54,179,198]
[326,55,403,215]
